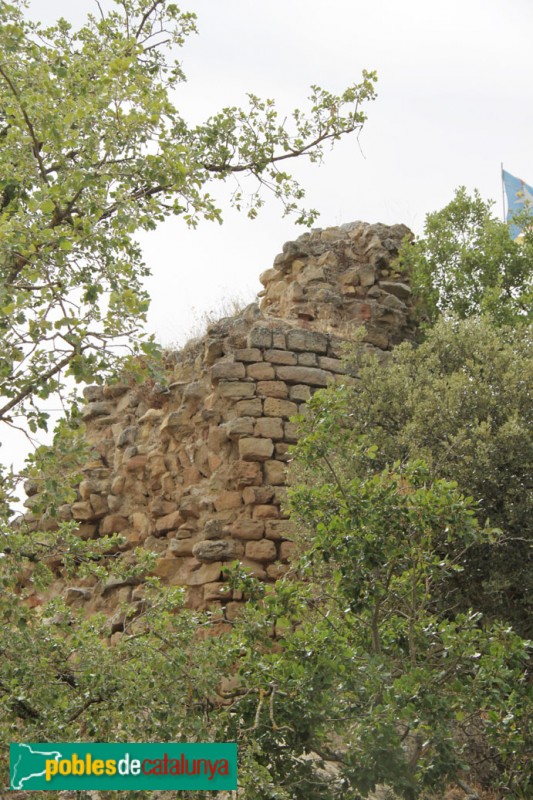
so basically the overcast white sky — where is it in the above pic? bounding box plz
[28,0,533,346]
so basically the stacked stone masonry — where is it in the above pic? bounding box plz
[26,221,416,624]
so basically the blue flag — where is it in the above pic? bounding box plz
[502,168,533,238]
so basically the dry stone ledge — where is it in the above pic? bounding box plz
[24,221,417,620]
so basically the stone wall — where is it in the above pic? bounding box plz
[25,221,416,622]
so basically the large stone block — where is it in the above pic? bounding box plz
[263,397,298,419]
[235,398,263,417]
[192,539,238,563]
[204,582,233,601]
[247,326,272,348]
[256,380,289,398]
[227,519,265,540]
[231,460,263,488]
[242,486,275,505]
[245,539,277,563]
[214,491,242,511]
[283,422,299,443]
[318,356,346,374]
[218,381,256,399]
[99,514,129,535]
[264,460,287,485]
[280,541,297,562]
[286,330,328,353]
[276,366,330,386]
[289,384,312,402]
[298,352,317,366]
[265,520,292,541]
[246,362,276,381]
[161,409,192,433]
[222,417,255,439]
[168,537,196,557]
[238,437,274,462]
[253,504,280,520]
[379,280,411,301]
[82,401,114,421]
[187,562,223,586]
[264,349,297,365]
[234,347,263,362]
[89,494,109,518]
[211,361,246,382]
[254,417,284,440]
[155,510,184,534]
[71,501,96,521]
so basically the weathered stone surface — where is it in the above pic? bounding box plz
[169,537,196,556]
[214,491,242,511]
[65,587,92,604]
[161,409,191,433]
[211,361,246,382]
[253,504,280,520]
[204,581,233,601]
[245,539,277,563]
[83,385,105,402]
[155,510,184,535]
[234,347,262,362]
[267,563,289,579]
[263,397,298,419]
[238,437,274,462]
[227,519,265,540]
[83,401,114,420]
[246,362,276,380]
[283,422,299,443]
[218,381,256,399]
[231,460,263,488]
[187,562,222,586]
[100,515,129,535]
[101,576,140,597]
[276,366,330,386]
[105,494,120,518]
[289,384,312,402]
[256,380,289,398]
[223,417,255,439]
[242,486,275,505]
[124,455,148,472]
[235,398,263,417]
[358,265,376,287]
[117,426,138,447]
[286,330,328,353]
[264,460,287,485]
[204,338,224,365]
[192,539,237,563]
[254,417,284,440]
[264,349,297,365]
[103,384,129,399]
[247,326,272,348]
[280,541,297,562]
[318,356,346,374]
[265,520,292,540]
[298,351,318,366]
[90,494,109,518]
[150,498,178,517]
[379,280,411,300]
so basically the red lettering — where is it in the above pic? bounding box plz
[141,758,156,775]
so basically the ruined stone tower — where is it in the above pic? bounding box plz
[25,221,416,622]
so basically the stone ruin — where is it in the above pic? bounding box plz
[24,221,416,626]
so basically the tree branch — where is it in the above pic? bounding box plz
[0,65,49,185]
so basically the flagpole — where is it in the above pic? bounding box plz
[501,163,506,222]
